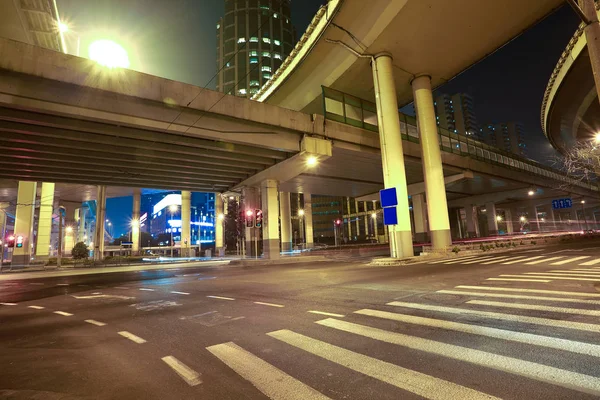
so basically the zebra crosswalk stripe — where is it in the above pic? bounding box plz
[525,256,564,265]
[466,300,600,317]
[578,259,600,266]
[524,272,600,278]
[481,256,526,265]
[267,329,499,400]
[550,256,591,265]
[429,255,482,264]
[437,289,600,305]
[500,274,600,282]
[207,342,329,400]
[354,308,600,357]
[315,318,600,396]
[454,285,600,297]
[461,256,500,264]
[486,278,551,282]
[440,256,493,265]
[387,301,600,333]
[502,256,544,264]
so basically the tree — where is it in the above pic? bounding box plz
[72,242,89,260]
[559,141,600,187]
[225,197,243,251]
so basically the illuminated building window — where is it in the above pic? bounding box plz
[262,51,271,57]
[249,37,259,42]
[273,39,281,46]
[250,80,260,87]
[250,57,258,64]
[238,88,247,95]
[249,50,258,56]
[263,37,271,44]
[274,53,282,60]
[237,37,246,43]
[263,72,271,79]
[261,66,271,72]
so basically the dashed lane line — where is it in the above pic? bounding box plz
[307,310,345,318]
[455,285,600,297]
[467,300,600,317]
[268,329,499,400]
[316,318,600,396]
[355,308,600,357]
[207,295,235,301]
[171,291,190,295]
[54,311,73,316]
[118,331,147,344]
[27,306,45,310]
[207,342,327,399]
[437,290,600,305]
[387,301,600,333]
[486,278,551,282]
[56,283,69,286]
[139,288,155,292]
[85,319,106,326]
[254,301,285,308]
[162,356,202,387]
[0,302,17,306]
[114,287,129,289]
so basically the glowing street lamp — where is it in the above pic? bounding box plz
[217,213,225,221]
[58,22,69,33]
[595,132,600,143]
[528,189,535,196]
[519,216,526,222]
[298,209,305,217]
[89,39,130,69]
[496,215,503,222]
[306,156,318,167]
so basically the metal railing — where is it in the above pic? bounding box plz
[322,86,597,192]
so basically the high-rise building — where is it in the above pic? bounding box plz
[480,122,527,156]
[433,93,481,141]
[216,0,294,98]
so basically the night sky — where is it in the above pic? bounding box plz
[55,1,581,232]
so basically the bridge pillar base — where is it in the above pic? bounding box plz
[261,180,280,260]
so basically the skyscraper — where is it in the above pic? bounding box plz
[433,93,481,141]
[216,0,294,98]
[481,122,527,156]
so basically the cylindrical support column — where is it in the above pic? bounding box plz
[412,193,428,243]
[505,209,514,235]
[372,54,413,258]
[354,199,360,236]
[279,191,292,252]
[181,191,191,257]
[261,180,280,259]
[530,205,540,232]
[346,197,352,239]
[35,182,55,261]
[412,75,452,249]
[242,186,259,257]
[485,202,498,236]
[132,188,141,255]
[215,194,225,256]
[465,205,479,238]
[304,193,314,248]
[13,181,37,265]
[94,186,106,261]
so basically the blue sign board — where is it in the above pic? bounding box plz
[552,198,572,210]
[383,207,398,226]
[380,188,398,208]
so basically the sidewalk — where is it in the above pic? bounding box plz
[0,260,230,281]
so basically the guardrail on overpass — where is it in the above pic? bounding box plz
[321,86,597,192]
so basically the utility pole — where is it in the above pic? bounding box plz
[57,206,65,268]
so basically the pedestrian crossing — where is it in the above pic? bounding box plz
[428,254,600,268]
[204,282,600,398]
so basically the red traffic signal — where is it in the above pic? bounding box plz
[245,209,255,228]
[335,219,341,225]
[255,209,263,228]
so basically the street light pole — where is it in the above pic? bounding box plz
[58,206,65,268]
[581,200,589,231]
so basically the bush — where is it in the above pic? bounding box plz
[480,244,486,251]
[530,241,537,245]
[520,241,524,245]
[72,242,89,260]
[452,246,460,254]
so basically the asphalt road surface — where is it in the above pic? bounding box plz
[2,240,600,399]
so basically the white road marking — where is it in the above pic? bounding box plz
[139,288,155,291]
[550,256,591,265]
[455,285,600,297]
[29,283,44,285]
[461,256,500,264]
[56,283,69,286]
[500,274,600,282]
[524,272,600,278]
[268,329,498,400]
[162,356,202,387]
[118,331,146,344]
[207,295,235,301]
[307,310,345,318]
[467,300,600,317]
[316,318,600,396]
[355,308,600,357]
[579,259,600,266]
[85,319,106,326]
[481,256,525,265]
[171,291,190,295]
[254,301,284,308]
[522,249,544,253]
[486,278,551,282]
[550,269,600,274]
[525,256,565,265]
[502,256,544,264]
[387,301,600,333]
[77,284,89,287]
[438,290,600,305]
[54,311,73,316]
[207,342,327,399]
[27,306,45,310]
[72,294,134,300]
[0,302,17,306]
[114,287,129,289]
[429,255,482,264]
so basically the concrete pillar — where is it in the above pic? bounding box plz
[485,202,498,236]
[77,207,88,243]
[530,205,540,232]
[279,192,292,251]
[465,205,479,238]
[549,208,558,231]
[346,197,352,239]
[242,186,259,257]
[412,194,428,242]
[412,75,452,250]
[0,202,7,262]
[215,194,225,256]
[35,182,55,261]
[13,181,37,265]
[354,199,360,236]
[372,54,413,258]
[364,208,369,238]
[132,188,141,255]
[94,185,106,261]
[304,193,314,248]
[261,180,280,259]
[181,191,191,257]
[505,209,514,235]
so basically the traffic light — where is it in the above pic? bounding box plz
[245,209,255,228]
[15,235,24,248]
[255,209,263,228]
[335,219,342,225]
